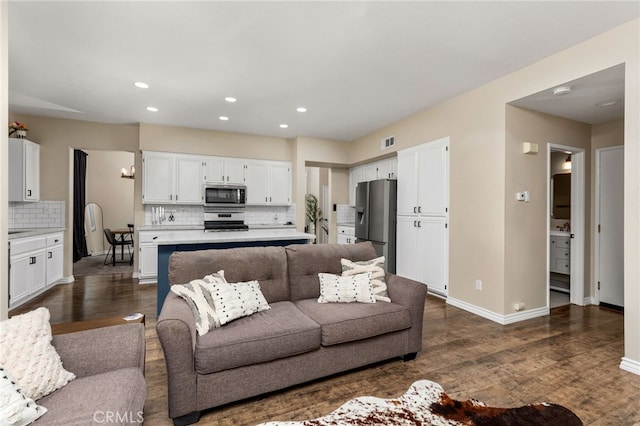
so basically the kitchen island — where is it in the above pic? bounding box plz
[139,227,315,315]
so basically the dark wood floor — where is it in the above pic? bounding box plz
[11,272,640,425]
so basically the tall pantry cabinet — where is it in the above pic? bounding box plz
[396,137,449,295]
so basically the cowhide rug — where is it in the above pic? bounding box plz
[257,380,582,425]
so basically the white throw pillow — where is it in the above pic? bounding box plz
[0,366,47,425]
[171,270,227,335]
[208,281,271,326]
[0,307,75,401]
[318,272,375,304]
[341,256,391,302]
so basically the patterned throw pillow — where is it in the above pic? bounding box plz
[0,366,47,425]
[171,271,227,336]
[0,307,75,401]
[318,272,375,304]
[341,256,391,302]
[209,281,271,326]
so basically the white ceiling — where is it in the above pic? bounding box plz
[8,1,639,142]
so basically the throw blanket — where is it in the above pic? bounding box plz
[257,380,582,425]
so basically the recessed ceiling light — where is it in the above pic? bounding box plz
[552,86,572,96]
[279,124,288,129]
[596,100,617,108]
[146,106,158,112]
[134,82,149,89]
[219,116,229,121]
[225,97,237,103]
[296,107,307,112]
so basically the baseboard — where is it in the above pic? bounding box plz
[59,275,75,284]
[584,296,596,305]
[138,277,157,285]
[620,357,640,376]
[447,297,549,325]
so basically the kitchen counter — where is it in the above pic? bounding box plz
[148,228,314,245]
[138,224,296,231]
[8,228,65,239]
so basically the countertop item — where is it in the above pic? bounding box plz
[8,228,65,240]
[550,231,571,237]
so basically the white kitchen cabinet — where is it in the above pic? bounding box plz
[348,158,398,206]
[139,244,159,283]
[143,152,174,203]
[203,156,246,184]
[175,156,204,204]
[46,233,64,286]
[245,160,291,205]
[396,137,450,296]
[9,138,40,202]
[9,234,57,309]
[143,152,203,204]
[337,225,356,244]
[377,157,398,179]
[397,140,448,216]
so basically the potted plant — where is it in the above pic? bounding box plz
[9,121,28,138]
[305,194,323,242]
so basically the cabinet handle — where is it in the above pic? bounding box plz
[265,197,268,202]
[54,239,59,243]
[27,190,32,197]
[413,207,417,213]
[48,252,52,259]
[176,194,178,201]
[226,176,229,181]
[418,206,422,213]
[270,197,272,202]
[170,194,173,200]
[413,221,417,227]
[417,221,422,228]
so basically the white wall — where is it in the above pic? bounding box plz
[0,2,8,320]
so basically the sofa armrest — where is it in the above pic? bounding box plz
[385,273,427,354]
[156,292,199,419]
[52,323,145,378]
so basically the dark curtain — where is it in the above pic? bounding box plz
[73,150,89,262]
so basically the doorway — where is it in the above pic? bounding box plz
[595,146,624,309]
[548,144,585,308]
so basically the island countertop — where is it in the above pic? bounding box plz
[139,227,315,245]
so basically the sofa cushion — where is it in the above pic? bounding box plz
[210,280,271,325]
[35,367,146,425]
[0,366,47,425]
[169,246,290,303]
[287,242,378,301]
[341,256,391,302]
[171,272,226,335]
[195,301,321,374]
[294,299,411,346]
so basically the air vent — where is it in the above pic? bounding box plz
[381,135,395,150]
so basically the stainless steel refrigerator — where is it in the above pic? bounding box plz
[355,179,397,273]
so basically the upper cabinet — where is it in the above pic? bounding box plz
[397,141,448,217]
[142,152,203,204]
[9,138,40,202]
[143,151,291,206]
[245,160,292,205]
[348,157,398,206]
[203,156,246,184]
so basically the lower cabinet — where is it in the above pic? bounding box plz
[9,232,63,309]
[550,235,571,274]
[396,216,448,295]
[139,243,159,283]
[337,225,356,244]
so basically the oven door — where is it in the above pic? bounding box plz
[204,185,246,207]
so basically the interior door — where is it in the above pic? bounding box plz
[598,146,624,307]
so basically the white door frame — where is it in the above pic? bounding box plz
[594,145,624,305]
[547,144,585,307]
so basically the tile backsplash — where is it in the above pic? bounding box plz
[144,204,296,226]
[9,201,65,229]
[336,204,355,224]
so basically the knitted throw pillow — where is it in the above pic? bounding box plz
[0,307,75,400]
[341,256,391,302]
[171,270,227,335]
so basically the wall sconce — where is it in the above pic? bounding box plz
[121,165,135,179]
[562,155,572,171]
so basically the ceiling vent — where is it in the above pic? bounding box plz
[381,135,395,150]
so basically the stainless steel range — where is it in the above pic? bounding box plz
[204,208,249,232]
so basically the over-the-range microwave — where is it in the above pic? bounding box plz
[203,184,246,208]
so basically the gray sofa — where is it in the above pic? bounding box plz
[36,323,147,425]
[157,242,427,425]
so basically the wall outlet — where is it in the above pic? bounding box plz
[475,279,482,290]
